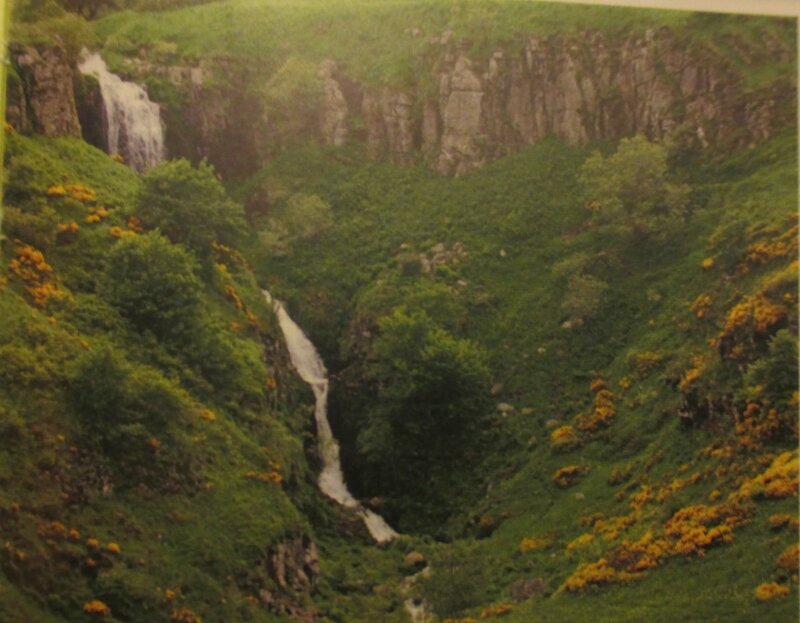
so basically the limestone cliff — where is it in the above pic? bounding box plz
[320,28,796,175]
[8,44,82,138]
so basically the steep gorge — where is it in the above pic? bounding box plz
[2,6,798,622]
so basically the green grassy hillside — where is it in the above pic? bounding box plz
[93,0,793,88]
[2,1,798,622]
[0,129,346,623]
[246,128,798,619]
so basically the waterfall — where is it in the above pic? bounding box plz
[78,52,165,172]
[263,291,398,544]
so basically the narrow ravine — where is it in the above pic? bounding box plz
[263,291,398,543]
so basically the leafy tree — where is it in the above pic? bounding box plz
[579,135,690,238]
[68,344,197,490]
[181,320,268,409]
[358,308,490,530]
[137,159,247,258]
[100,231,202,342]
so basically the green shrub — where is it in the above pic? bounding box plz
[356,308,491,530]
[137,159,247,259]
[100,231,202,342]
[181,321,267,408]
[579,135,690,239]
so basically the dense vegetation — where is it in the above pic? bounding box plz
[0,131,416,623]
[2,1,798,622]
[247,128,798,619]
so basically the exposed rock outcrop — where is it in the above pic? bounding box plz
[177,63,264,178]
[74,73,106,152]
[8,44,82,138]
[5,70,30,133]
[108,56,264,177]
[258,534,321,622]
[436,53,486,174]
[318,59,349,147]
[426,28,795,174]
[315,28,795,176]
[268,534,321,594]
[509,577,547,602]
[362,86,415,165]
[44,24,790,180]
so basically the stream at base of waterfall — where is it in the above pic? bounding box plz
[263,291,398,544]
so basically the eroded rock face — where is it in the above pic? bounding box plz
[426,28,795,174]
[268,534,321,594]
[74,73,107,153]
[9,44,82,138]
[316,28,794,176]
[362,86,416,166]
[258,534,321,622]
[436,53,485,175]
[60,25,791,180]
[5,72,30,133]
[509,577,547,602]
[319,59,349,147]
[120,57,264,178]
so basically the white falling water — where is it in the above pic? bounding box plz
[78,52,165,172]
[263,291,398,544]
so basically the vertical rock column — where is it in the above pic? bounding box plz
[9,44,82,137]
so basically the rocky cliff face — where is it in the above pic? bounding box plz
[159,60,265,179]
[319,28,796,175]
[8,44,82,138]
[260,534,321,622]
[9,26,791,179]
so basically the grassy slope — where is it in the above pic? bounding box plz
[93,0,794,89]
[0,131,366,623]
[245,128,798,621]
[4,2,798,622]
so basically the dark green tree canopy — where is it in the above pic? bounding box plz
[357,308,491,530]
[137,159,247,258]
[100,231,202,342]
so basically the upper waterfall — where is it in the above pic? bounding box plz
[264,291,398,544]
[78,52,165,172]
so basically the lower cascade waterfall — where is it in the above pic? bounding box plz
[78,52,165,172]
[263,291,398,544]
